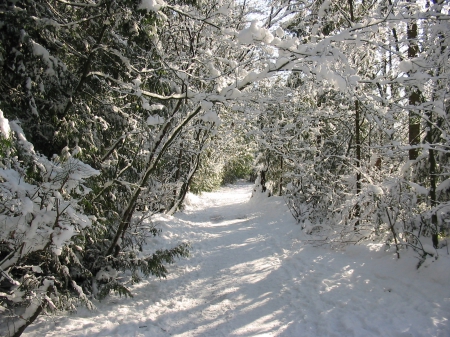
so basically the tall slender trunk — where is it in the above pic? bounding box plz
[428,0,445,248]
[168,152,202,215]
[278,155,283,196]
[427,106,438,247]
[172,143,184,206]
[407,3,420,160]
[260,169,267,193]
[349,0,361,229]
[355,99,361,229]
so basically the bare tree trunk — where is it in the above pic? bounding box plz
[278,155,283,196]
[355,99,361,229]
[428,0,445,248]
[427,107,438,247]
[260,169,267,193]
[168,153,201,216]
[169,142,184,211]
[349,0,361,229]
[407,3,420,160]
[168,127,211,215]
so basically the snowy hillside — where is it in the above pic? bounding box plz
[22,183,450,337]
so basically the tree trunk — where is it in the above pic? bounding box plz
[168,153,201,216]
[169,142,184,212]
[168,136,206,216]
[260,169,267,193]
[407,6,420,160]
[355,99,361,229]
[428,0,445,248]
[427,110,438,247]
[278,155,283,196]
[349,0,361,229]
[106,106,202,257]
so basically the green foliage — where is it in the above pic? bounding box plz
[222,153,253,185]
[190,151,223,194]
[94,242,190,299]
[97,280,134,301]
[0,137,13,159]
[144,243,191,278]
[0,0,196,328]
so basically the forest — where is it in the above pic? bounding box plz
[0,0,449,336]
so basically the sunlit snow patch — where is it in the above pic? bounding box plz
[139,0,166,12]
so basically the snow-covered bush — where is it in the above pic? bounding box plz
[0,113,191,336]
[0,115,99,336]
[248,0,450,265]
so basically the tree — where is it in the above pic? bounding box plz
[0,0,289,334]
[258,0,450,256]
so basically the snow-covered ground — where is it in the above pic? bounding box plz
[24,183,450,337]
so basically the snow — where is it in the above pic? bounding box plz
[139,0,166,12]
[398,60,413,73]
[276,37,298,50]
[31,41,51,63]
[367,184,384,195]
[72,145,82,157]
[147,115,165,125]
[22,183,450,337]
[200,100,213,111]
[143,102,165,112]
[238,21,273,45]
[21,197,34,215]
[241,71,259,85]
[271,37,281,46]
[275,27,284,38]
[409,181,429,195]
[208,62,221,78]
[436,178,450,193]
[9,120,35,153]
[318,0,331,19]
[52,224,75,256]
[0,169,36,196]
[9,279,55,336]
[31,40,57,76]
[275,57,290,69]
[0,109,10,138]
[201,110,221,125]
[222,28,237,37]
[227,88,242,99]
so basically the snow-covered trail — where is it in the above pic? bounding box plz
[24,183,450,337]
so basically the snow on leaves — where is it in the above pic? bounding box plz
[0,0,449,335]
[139,0,167,12]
